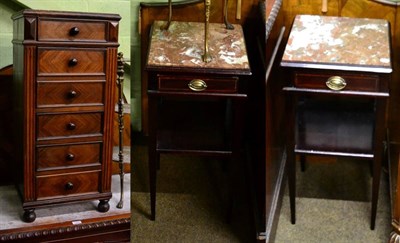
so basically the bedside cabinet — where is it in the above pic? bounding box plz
[145,21,251,220]
[12,9,120,222]
[281,15,392,230]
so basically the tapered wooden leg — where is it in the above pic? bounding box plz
[370,99,386,230]
[286,95,296,224]
[370,155,381,230]
[148,95,158,221]
[288,149,296,224]
[149,152,157,221]
[300,155,306,172]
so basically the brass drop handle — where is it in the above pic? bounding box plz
[326,76,346,91]
[69,58,78,66]
[65,182,74,190]
[69,27,80,36]
[67,90,77,98]
[67,122,76,130]
[188,79,207,92]
[66,153,75,161]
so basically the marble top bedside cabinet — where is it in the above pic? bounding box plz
[145,21,251,220]
[281,15,392,230]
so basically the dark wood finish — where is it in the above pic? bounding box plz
[139,1,286,242]
[282,16,391,229]
[0,214,130,242]
[294,72,381,92]
[145,21,251,223]
[37,82,105,106]
[37,19,108,42]
[37,143,101,170]
[157,75,239,93]
[277,1,400,241]
[12,9,120,223]
[248,1,286,242]
[37,49,106,74]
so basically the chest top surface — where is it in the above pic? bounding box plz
[281,15,392,73]
[146,21,251,75]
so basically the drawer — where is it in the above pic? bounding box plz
[294,73,379,92]
[36,171,100,199]
[38,19,107,42]
[37,113,102,139]
[37,82,104,107]
[157,75,238,93]
[38,49,105,75]
[37,143,101,170]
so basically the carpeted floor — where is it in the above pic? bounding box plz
[131,138,392,242]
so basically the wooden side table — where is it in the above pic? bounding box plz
[145,21,251,220]
[281,15,392,230]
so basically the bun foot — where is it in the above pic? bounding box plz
[98,200,110,212]
[23,209,36,223]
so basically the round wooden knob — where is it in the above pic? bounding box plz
[67,90,77,98]
[67,122,76,130]
[69,27,80,36]
[65,182,74,190]
[69,58,78,66]
[66,153,75,161]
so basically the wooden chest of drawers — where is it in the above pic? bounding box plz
[12,9,120,222]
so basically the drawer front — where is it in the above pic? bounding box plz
[158,75,238,93]
[294,73,379,92]
[37,113,102,139]
[38,49,105,75]
[38,19,107,42]
[37,143,101,170]
[37,82,104,107]
[36,171,100,199]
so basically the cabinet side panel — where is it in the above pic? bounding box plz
[101,48,117,192]
[13,44,37,202]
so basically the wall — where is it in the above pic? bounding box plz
[0,1,25,69]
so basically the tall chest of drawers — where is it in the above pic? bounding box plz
[11,10,120,222]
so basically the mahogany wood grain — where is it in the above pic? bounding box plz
[38,19,108,42]
[37,49,106,75]
[37,82,104,107]
[157,74,239,93]
[37,113,102,138]
[37,143,101,170]
[36,170,100,199]
[12,9,120,225]
[294,72,381,92]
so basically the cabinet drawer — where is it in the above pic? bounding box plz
[158,75,238,93]
[294,73,379,92]
[37,82,104,107]
[38,19,107,42]
[38,49,105,75]
[37,143,101,170]
[37,113,102,139]
[36,171,100,199]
